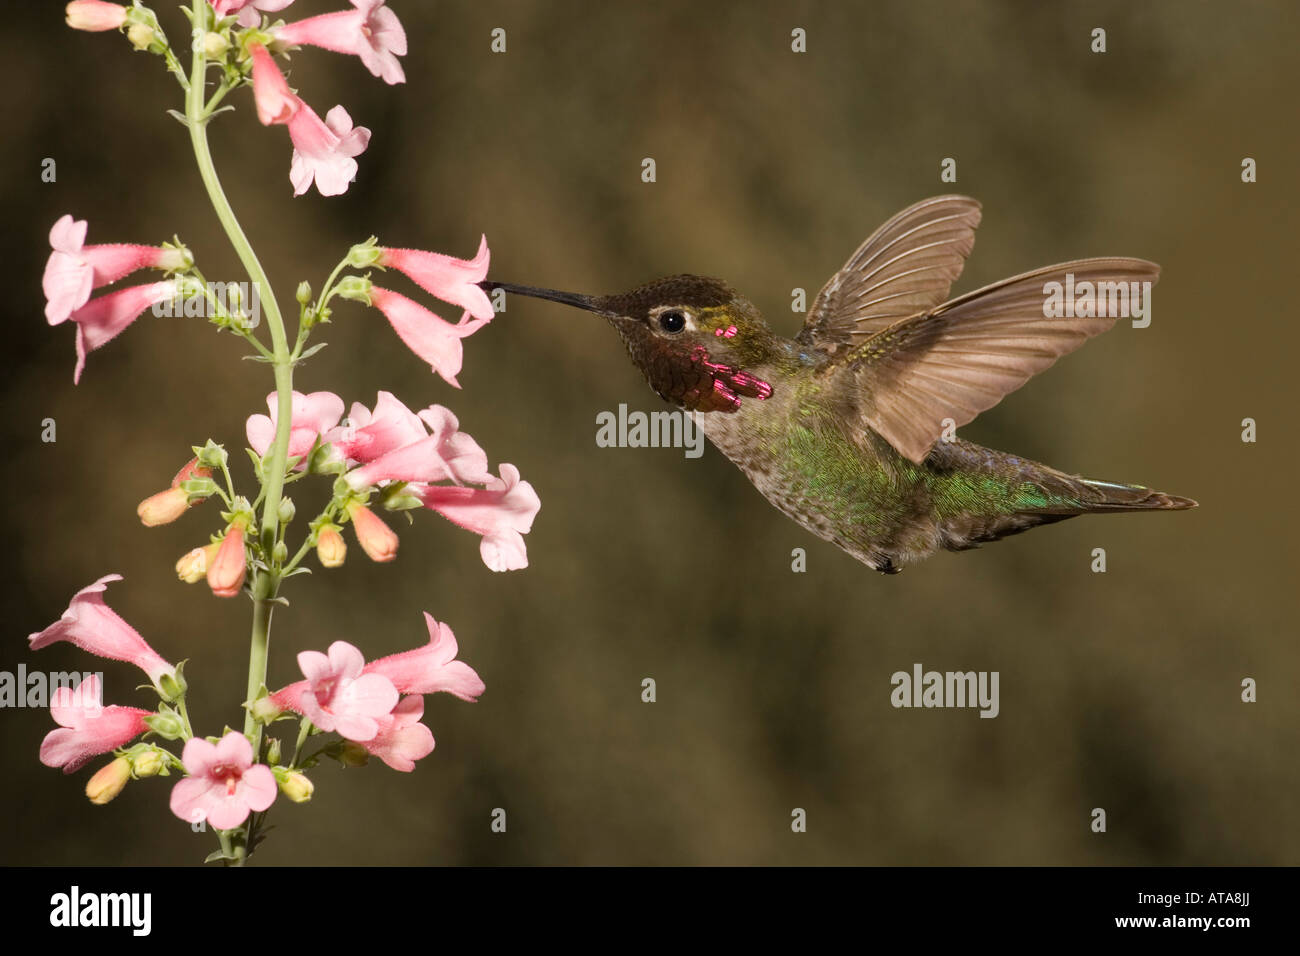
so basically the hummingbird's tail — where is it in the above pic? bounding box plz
[925,440,1196,557]
[1062,478,1198,513]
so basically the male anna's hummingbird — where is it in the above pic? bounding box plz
[483,195,1196,573]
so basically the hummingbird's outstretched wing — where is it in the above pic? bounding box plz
[797,195,983,355]
[846,258,1160,464]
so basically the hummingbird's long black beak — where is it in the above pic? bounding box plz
[477,281,609,315]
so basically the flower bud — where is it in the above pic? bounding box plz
[296,281,312,304]
[316,524,347,568]
[207,518,249,598]
[132,750,164,778]
[176,542,219,583]
[138,487,188,526]
[277,497,296,524]
[86,756,131,805]
[265,737,282,765]
[126,21,154,50]
[279,772,315,803]
[66,1,127,31]
[203,31,229,58]
[346,502,398,563]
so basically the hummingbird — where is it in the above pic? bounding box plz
[482,195,1196,573]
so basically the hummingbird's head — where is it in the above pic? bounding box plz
[480,274,776,413]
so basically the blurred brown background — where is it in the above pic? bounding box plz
[2,0,1296,865]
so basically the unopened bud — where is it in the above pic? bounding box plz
[346,502,398,563]
[296,281,312,304]
[279,771,315,803]
[86,756,131,804]
[176,542,219,583]
[132,750,164,778]
[277,497,296,524]
[66,0,128,32]
[265,737,282,765]
[203,31,228,58]
[138,487,188,526]
[207,518,249,598]
[316,524,347,568]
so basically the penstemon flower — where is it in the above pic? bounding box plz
[31,0,537,865]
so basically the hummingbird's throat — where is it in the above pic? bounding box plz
[690,345,773,412]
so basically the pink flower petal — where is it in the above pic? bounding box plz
[369,287,489,387]
[69,280,176,383]
[364,612,485,701]
[418,464,541,571]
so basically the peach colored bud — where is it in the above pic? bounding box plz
[86,756,131,805]
[203,32,229,58]
[176,543,219,583]
[138,487,189,527]
[316,524,347,568]
[66,0,127,31]
[207,520,248,598]
[347,503,398,563]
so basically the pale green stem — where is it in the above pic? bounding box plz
[185,0,295,863]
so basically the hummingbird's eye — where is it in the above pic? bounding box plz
[658,310,687,334]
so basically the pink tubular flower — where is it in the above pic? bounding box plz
[420,464,541,571]
[138,457,212,527]
[284,641,399,741]
[207,519,249,598]
[369,287,489,387]
[346,502,399,562]
[169,731,277,830]
[246,389,344,465]
[248,42,300,126]
[288,103,371,197]
[29,575,176,690]
[66,1,128,31]
[345,404,491,489]
[364,696,434,771]
[364,611,485,701]
[274,0,408,84]
[209,0,294,29]
[326,390,429,465]
[376,236,493,320]
[40,675,151,774]
[68,280,176,384]
[44,215,188,325]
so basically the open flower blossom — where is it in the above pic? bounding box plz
[65,1,128,32]
[273,641,399,741]
[209,0,294,29]
[290,103,371,197]
[40,675,151,774]
[326,390,429,464]
[246,42,371,196]
[375,236,493,320]
[274,0,408,85]
[44,214,188,324]
[68,280,177,384]
[247,389,345,465]
[344,404,492,488]
[364,612,485,701]
[369,287,490,387]
[29,575,177,692]
[420,464,541,572]
[364,696,434,771]
[169,731,277,830]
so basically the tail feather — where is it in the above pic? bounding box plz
[1041,477,1198,514]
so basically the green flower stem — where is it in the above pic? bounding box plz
[185,0,294,863]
